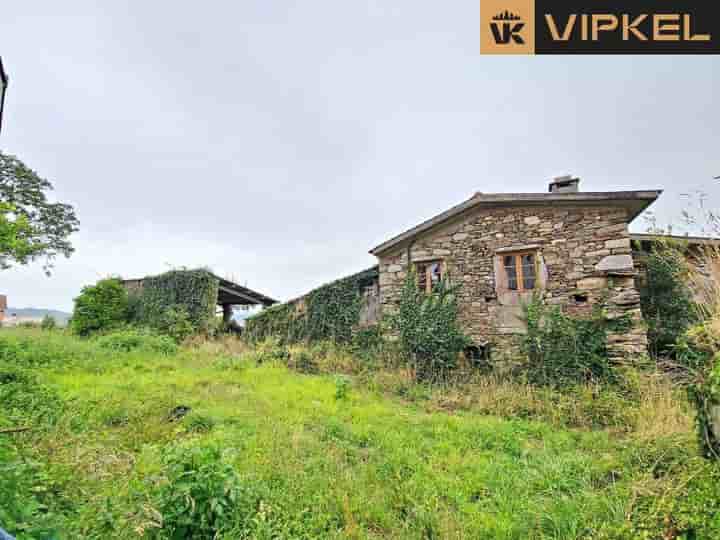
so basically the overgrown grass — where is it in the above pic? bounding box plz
[0,328,716,539]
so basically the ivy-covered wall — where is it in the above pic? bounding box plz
[245,267,378,344]
[131,269,219,333]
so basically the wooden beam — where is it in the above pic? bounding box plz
[218,284,263,305]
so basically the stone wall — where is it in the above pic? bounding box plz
[377,204,647,358]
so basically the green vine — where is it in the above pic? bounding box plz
[131,269,219,334]
[245,267,377,345]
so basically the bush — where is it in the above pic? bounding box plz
[389,273,469,382]
[151,306,194,343]
[183,413,216,434]
[334,376,350,400]
[688,354,720,459]
[95,329,178,355]
[0,440,60,540]
[244,339,290,365]
[72,278,129,336]
[0,365,64,427]
[639,245,696,358]
[618,447,720,539]
[149,443,259,539]
[40,314,56,330]
[290,349,319,374]
[520,296,618,387]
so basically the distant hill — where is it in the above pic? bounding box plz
[5,307,71,324]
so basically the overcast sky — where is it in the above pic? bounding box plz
[1,1,719,312]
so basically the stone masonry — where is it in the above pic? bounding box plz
[376,203,648,360]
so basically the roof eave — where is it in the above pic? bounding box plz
[370,190,663,257]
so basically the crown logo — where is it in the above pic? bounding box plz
[492,11,522,21]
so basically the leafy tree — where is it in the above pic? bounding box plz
[40,314,56,330]
[389,272,468,382]
[71,278,129,336]
[0,152,79,273]
[0,202,37,264]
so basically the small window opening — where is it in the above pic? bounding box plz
[416,260,443,294]
[573,293,589,303]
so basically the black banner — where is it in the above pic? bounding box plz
[535,0,720,54]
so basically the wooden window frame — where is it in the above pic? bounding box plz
[415,260,444,294]
[502,250,537,292]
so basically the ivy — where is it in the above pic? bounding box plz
[245,267,376,345]
[131,269,219,336]
[520,296,625,387]
[244,303,304,344]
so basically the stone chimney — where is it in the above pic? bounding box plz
[549,175,580,193]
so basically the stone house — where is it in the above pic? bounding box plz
[368,176,662,360]
[0,294,6,323]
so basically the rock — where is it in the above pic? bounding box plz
[595,254,634,272]
[587,249,611,257]
[577,277,607,290]
[167,405,191,422]
[604,238,631,250]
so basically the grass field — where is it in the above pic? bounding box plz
[1,328,719,539]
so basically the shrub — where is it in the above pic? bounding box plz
[389,273,469,382]
[0,440,60,539]
[677,247,720,459]
[71,278,129,336]
[520,296,617,387]
[334,376,351,400]
[95,329,178,355]
[247,339,290,365]
[639,244,696,358]
[151,306,194,343]
[40,314,56,330]
[290,349,319,374]
[618,446,720,539]
[149,443,259,539]
[688,354,720,459]
[0,365,64,426]
[183,413,216,434]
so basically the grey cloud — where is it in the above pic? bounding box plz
[1,1,718,311]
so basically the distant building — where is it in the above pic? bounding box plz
[0,295,7,322]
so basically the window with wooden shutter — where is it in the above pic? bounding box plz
[415,260,443,293]
[501,251,537,292]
